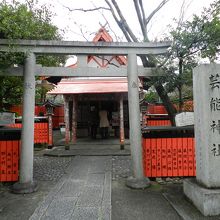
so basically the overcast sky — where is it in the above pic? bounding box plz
[5,0,216,41]
[25,0,216,41]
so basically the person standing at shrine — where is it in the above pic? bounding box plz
[89,106,99,139]
[99,109,110,139]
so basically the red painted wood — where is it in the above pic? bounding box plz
[156,138,162,176]
[142,137,196,177]
[0,140,19,182]
[166,138,173,176]
[177,138,183,176]
[183,138,189,176]
[188,138,194,176]
[161,138,167,177]
[151,139,157,177]
[145,138,152,177]
[0,141,7,181]
[8,123,49,144]
[172,138,178,176]
[6,141,12,181]
[12,141,19,181]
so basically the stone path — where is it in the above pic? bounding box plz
[30,156,112,220]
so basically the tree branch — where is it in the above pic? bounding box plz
[63,5,110,12]
[133,0,148,41]
[139,0,146,22]
[104,0,132,42]
[110,0,138,42]
[91,2,122,41]
[145,0,170,26]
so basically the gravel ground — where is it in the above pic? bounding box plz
[111,155,183,184]
[112,156,132,180]
[33,156,73,181]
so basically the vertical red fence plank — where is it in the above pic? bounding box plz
[46,122,49,144]
[43,122,46,143]
[177,138,183,176]
[161,138,167,177]
[1,141,7,181]
[40,123,42,143]
[156,138,162,177]
[6,141,12,181]
[145,138,152,177]
[188,138,194,176]
[39,123,42,143]
[12,141,19,181]
[142,138,146,176]
[183,138,189,176]
[151,138,157,177]
[167,138,173,177]
[172,138,178,176]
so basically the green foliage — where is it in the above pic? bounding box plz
[0,76,23,110]
[171,0,220,61]
[144,90,159,104]
[0,0,63,67]
[0,2,57,40]
[154,0,220,112]
[0,0,65,110]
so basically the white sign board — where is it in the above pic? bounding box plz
[0,112,15,125]
[175,112,194,127]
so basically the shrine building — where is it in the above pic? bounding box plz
[48,28,142,147]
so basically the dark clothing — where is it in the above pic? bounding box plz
[100,127,108,139]
[91,124,97,139]
[90,109,99,139]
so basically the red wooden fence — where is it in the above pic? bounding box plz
[8,123,49,144]
[0,140,19,181]
[142,137,196,177]
[9,105,64,129]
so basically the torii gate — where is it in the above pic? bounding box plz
[0,39,170,193]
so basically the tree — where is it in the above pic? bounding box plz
[162,0,220,112]
[0,0,64,110]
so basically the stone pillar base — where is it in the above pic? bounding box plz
[11,181,38,194]
[126,176,150,189]
[184,178,220,216]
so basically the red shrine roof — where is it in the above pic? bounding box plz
[48,77,128,94]
[48,28,129,95]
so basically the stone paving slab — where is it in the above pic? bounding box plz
[163,192,220,220]
[86,173,105,186]
[41,197,77,220]
[70,207,99,220]
[76,186,103,207]
[44,147,130,157]
[56,180,85,197]
[29,156,112,220]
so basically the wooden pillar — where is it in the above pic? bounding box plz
[71,95,77,144]
[47,114,53,148]
[119,94,125,150]
[64,95,70,150]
